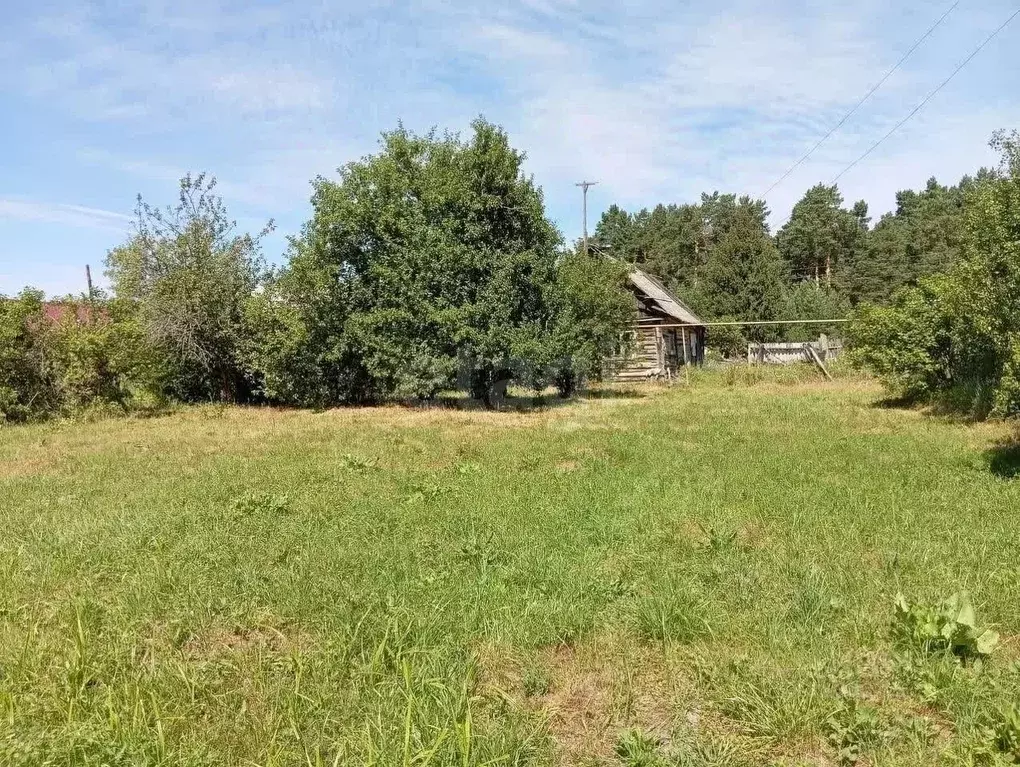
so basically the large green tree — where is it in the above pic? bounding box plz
[250,120,574,405]
[593,192,769,300]
[844,177,974,305]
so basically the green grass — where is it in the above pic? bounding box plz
[1,367,1019,766]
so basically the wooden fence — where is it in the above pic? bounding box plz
[747,335,843,365]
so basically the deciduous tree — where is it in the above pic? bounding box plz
[106,173,271,402]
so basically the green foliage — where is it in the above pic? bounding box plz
[106,173,271,403]
[992,704,1020,761]
[825,692,888,766]
[0,289,56,421]
[250,120,575,406]
[693,201,787,341]
[850,131,1020,416]
[595,194,787,339]
[845,177,972,305]
[893,592,999,662]
[960,130,1020,416]
[782,283,849,342]
[847,274,960,401]
[704,319,745,359]
[241,282,332,407]
[546,251,635,395]
[48,298,169,413]
[0,292,168,422]
[777,184,866,287]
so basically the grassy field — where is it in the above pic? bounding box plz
[2,368,1019,766]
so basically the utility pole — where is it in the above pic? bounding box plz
[85,264,95,301]
[575,180,598,255]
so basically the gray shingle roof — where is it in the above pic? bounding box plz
[628,267,704,326]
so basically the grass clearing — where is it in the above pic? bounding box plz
[2,368,1020,765]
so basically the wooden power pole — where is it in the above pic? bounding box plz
[85,264,95,301]
[575,180,598,255]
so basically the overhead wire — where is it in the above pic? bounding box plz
[831,5,1020,184]
[769,3,1020,232]
[759,0,961,199]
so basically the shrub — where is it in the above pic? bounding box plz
[546,251,635,395]
[0,292,174,423]
[705,318,746,359]
[783,282,849,343]
[106,173,271,403]
[847,275,960,402]
[48,299,170,413]
[849,131,1020,417]
[0,290,57,422]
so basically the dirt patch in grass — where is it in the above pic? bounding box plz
[179,622,305,660]
[0,455,60,479]
[737,520,773,550]
[477,635,683,765]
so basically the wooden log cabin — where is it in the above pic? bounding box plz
[611,268,706,382]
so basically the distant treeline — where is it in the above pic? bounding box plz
[593,170,978,352]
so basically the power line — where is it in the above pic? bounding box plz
[771,6,1019,233]
[760,0,960,199]
[832,6,1020,184]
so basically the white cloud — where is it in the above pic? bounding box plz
[0,199,131,232]
[4,6,332,123]
[442,0,1020,229]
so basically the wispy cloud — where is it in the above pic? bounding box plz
[444,0,1020,224]
[4,6,332,123]
[0,199,131,232]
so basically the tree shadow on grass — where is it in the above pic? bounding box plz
[870,393,992,425]
[426,385,647,413]
[871,394,918,411]
[987,439,1020,479]
[579,387,648,401]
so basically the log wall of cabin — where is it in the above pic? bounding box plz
[606,291,705,381]
[609,319,702,381]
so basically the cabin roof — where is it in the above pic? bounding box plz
[628,267,704,326]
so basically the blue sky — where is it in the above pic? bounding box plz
[2,0,1019,296]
